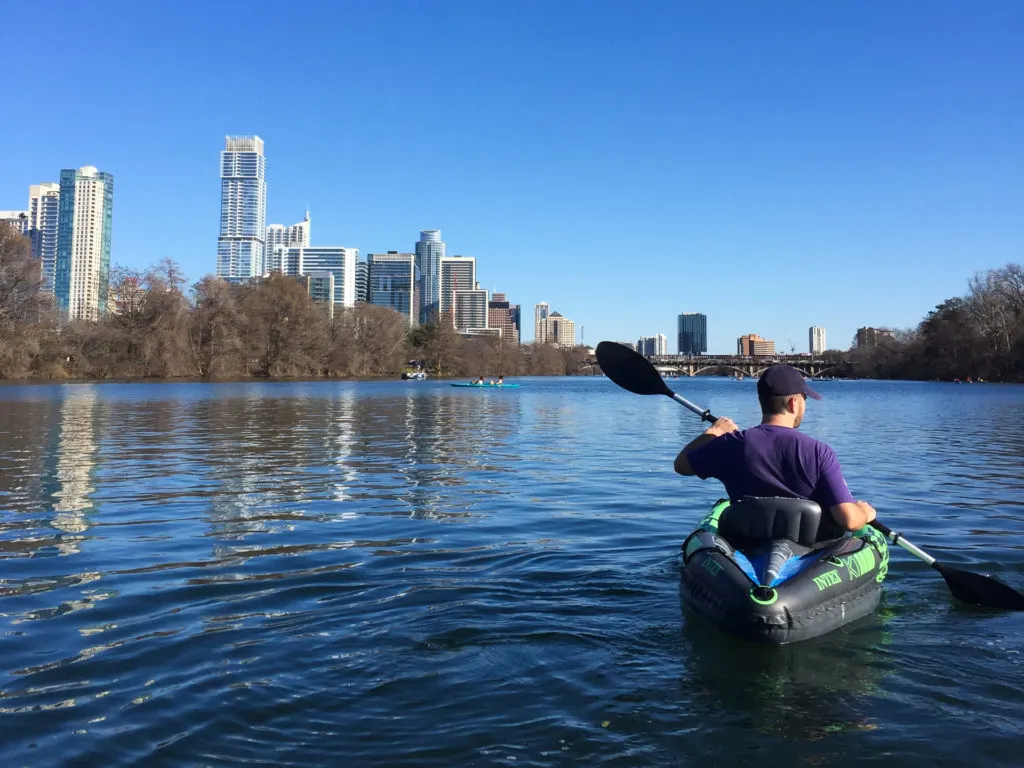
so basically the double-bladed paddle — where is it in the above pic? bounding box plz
[595,340,1024,611]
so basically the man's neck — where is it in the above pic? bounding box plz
[760,415,796,428]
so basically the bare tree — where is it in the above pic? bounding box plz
[410,321,464,377]
[330,303,409,377]
[240,274,329,377]
[0,227,55,377]
[190,276,247,378]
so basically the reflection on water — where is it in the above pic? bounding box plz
[52,388,101,541]
[0,379,1020,766]
[681,603,895,742]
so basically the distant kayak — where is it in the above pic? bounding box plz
[450,383,520,388]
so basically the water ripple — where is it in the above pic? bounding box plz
[0,378,1021,766]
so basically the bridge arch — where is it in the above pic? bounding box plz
[809,365,843,378]
[690,365,753,378]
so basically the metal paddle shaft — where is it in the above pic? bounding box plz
[595,341,717,423]
[870,521,1024,611]
[595,339,1024,611]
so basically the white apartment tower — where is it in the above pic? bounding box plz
[276,246,357,308]
[266,209,310,272]
[809,326,826,355]
[637,334,668,356]
[440,255,476,325]
[28,183,61,293]
[216,135,267,280]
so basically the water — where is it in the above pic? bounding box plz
[0,377,1021,766]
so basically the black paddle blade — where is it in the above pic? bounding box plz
[936,563,1024,610]
[596,341,671,396]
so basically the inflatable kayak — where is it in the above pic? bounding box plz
[679,497,889,645]
[450,383,519,388]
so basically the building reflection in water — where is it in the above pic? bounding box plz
[394,388,522,520]
[50,388,102,542]
[0,386,105,558]
[326,388,358,505]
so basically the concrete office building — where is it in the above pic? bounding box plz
[809,326,826,355]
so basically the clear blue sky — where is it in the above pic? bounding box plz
[2,1,1021,352]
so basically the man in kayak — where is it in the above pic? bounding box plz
[673,365,877,532]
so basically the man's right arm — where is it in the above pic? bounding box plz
[674,418,739,476]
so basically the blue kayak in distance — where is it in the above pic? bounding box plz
[450,383,520,388]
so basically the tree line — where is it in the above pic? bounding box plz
[848,263,1024,381]
[0,227,591,381]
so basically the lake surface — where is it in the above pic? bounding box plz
[0,376,1021,766]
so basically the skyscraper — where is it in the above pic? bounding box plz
[55,166,114,321]
[637,334,668,356]
[677,312,707,356]
[414,229,445,323]
[276,246,357,308]
[217,135,267,280]
[809,326,826,355]
[737,333,775,356]
[28,183,61,293]
[354,259,368,303]
[534,301,550,343]
[266,209,310,272]
[856,327,894,347]
[368,252,419,326]
[454,289,489,332]
[440,255,476,325]
[488,292,520,342]
[545,312,576,348]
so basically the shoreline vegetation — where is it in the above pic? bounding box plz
[0,228,590,382]
[2,229,1022,384]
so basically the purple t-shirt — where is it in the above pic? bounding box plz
[686,424,856,510]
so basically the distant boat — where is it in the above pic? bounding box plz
[450,383,519,388]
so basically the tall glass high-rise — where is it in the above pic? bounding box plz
[368,252,420,326]
[677,312,707,356]
[415,230,444,324]
[55,166,114,321]
[216,136,266,280]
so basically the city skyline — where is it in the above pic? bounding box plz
[0,160,878,352]
[2,4,1020,351]
[0,140,957,350]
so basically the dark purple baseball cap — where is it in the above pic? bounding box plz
[757,365,822,400]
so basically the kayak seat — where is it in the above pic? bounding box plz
[718,496,845,548]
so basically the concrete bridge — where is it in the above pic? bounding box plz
[581,354,847,378]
